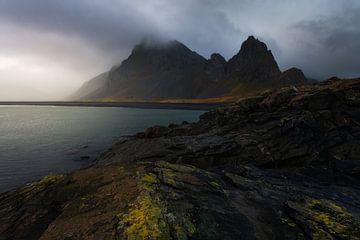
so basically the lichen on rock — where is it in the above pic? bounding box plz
[118,163,199,240]
[285,197,360,240]
[28,173,66,189]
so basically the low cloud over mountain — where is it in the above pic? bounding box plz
[0,0,359,100]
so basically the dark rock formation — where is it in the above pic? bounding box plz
[280,68,308,86]
[73,36,309,101]
[227,36,281,84]
[204,53,227,82]
[105,40,208,98]
[2,78,360,239]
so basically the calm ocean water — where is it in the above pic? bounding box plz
[0,106,204,193]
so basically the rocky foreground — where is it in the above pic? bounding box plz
[1,78,360,240]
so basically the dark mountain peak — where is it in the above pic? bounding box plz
[122,39,205,69]
[280,67,307,85]
[327,76,341,82]
[282,67,305,77]
[240,36,268,54]
[132,38,194,57]
[209,53,226,63]
[227,36,281,83]
[105,39,208,98]
[73,36,309,101]
[233,36,275,61]
[205,53,227,83]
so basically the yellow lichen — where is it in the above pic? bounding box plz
[162,169,177,186]
[119,167,170,240]
[155,161,195,174]
[174,225,186,239]
[120,194,170,240]
[119,162,199,240]
[281,218,297,228]
[301,198,360,240]
[173,216,196,236]
[313,213,331,225]
[142,174,159,184]
[157,168,178,187]
[209,181,221,189]
[31,173,65,188]
[173,219,196,240]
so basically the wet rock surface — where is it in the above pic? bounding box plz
[1,78,360,239]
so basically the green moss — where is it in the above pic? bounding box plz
[31,173,65,189]
[292,197,360,240]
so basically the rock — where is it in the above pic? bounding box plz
[285,197,360,240]
[80,155,90,160]
[205,53,227,82]
[236,96,264,112]
[280,68,307,86]
[260,86,299,109]
[1,78,360,239]
[168,123,178,128]
[227,36,282,85]
[141,125,170,138]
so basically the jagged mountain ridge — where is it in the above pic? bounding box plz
[74,36,308,101]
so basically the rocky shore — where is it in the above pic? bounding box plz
[1,78,360,240]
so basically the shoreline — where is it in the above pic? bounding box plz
[0,104,206,193]
[1,78,360,238]
[0,101,225,110]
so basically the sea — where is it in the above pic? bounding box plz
[0,105,204,193]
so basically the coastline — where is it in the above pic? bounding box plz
[0,105,205,194]
[1,78,360,239]
[0,101,226,110]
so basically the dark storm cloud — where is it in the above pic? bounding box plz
[0,0,244,60]
[141,0,245,59]
[0,0,160,57]
[291,6,360,79]
[0,0,359,100]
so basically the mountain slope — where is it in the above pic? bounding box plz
[86,40,209,99]
[67,72,109,100]
[73,36,309,101]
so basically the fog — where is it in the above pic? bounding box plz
[0,0,359,100]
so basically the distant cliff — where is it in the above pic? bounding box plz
[72,36,309,101]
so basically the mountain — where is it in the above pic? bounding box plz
[72,36,309,101]
[105,40,210,99]
[67,72,109,100]
[228,36,281,83]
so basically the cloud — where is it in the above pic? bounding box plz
[0,0,359,99]
[0,0,161,60]
[290,6,360,79]
[0,0,163,100]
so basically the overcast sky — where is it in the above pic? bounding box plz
[0,0,359,100]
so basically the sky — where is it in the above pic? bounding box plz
[0,0,359,100]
